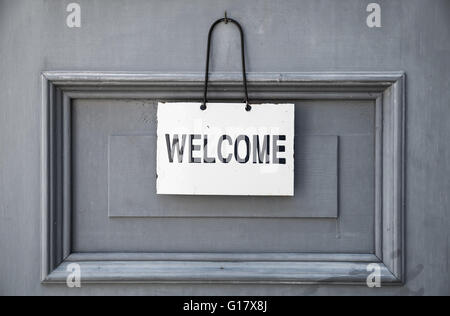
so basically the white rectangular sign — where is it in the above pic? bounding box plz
[157,102,295,196]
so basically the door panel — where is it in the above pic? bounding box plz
[72,98,375,253]
[1,0,449,295]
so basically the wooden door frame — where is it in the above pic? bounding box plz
[41,72,405,284]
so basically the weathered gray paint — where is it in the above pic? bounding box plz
[0,0,449,295]
[41,71,403,285]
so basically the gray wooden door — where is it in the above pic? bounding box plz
[0,0,449,295]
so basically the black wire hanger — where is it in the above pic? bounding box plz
[201,12,251,112]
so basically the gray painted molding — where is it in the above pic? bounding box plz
[41,71,405,284]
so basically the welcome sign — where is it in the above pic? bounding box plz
[157,102,295,196]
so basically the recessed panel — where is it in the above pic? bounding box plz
[72,98,375,253]
[109,134,337,218]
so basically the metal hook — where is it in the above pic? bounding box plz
[202,13,251,111]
